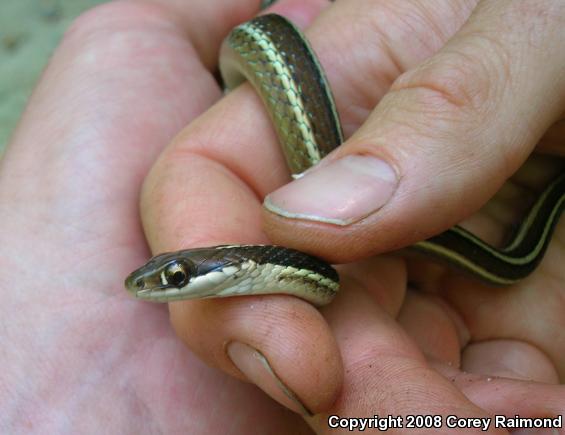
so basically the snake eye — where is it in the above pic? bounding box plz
[165,262,189,288]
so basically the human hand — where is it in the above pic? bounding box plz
[139,0,565,432]
[3,0,563,433]
[0,0,315,433]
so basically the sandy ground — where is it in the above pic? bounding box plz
[0,0,106,152]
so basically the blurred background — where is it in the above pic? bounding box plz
[0,0,106,152]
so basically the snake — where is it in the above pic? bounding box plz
[124,14,565,306]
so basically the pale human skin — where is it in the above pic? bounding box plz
[1,0,564,433]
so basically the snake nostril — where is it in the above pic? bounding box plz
[135,278,144,288]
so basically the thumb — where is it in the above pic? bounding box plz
[263,0,565,263]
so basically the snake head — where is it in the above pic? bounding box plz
[124,247,249,302]
[124,251,195,301]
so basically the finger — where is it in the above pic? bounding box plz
[434,363,565,422]
[149,0,319,70]
[140,0,342,415]
[170,295,341,415]
[166,250,403,417]
[398,290,469,366]
[151,0,264,69]
[397,289,561,383]
[263,0,565,263]
[441,259,565,380]
[336,255,408,317]
[462,340,559,383]
[309,278,503,434]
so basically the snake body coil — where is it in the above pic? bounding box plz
[219,14,343,174]
[125,14,565,305]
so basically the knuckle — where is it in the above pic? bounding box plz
[393,52,489,112]
[390,36,512,126]
[336,0,472,131]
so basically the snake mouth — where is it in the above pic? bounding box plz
[135,287,161,297]
[130,283,176,299]
[124,272,168,297]
[133,286,205,303]
[130,270,243,302]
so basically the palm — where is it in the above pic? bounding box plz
[0,118,312,432]
[0,7,310,429]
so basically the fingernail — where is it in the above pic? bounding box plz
[227,342,312,415]
[264,155,398,225]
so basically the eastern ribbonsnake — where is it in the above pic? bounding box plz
[125,14,565,306]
